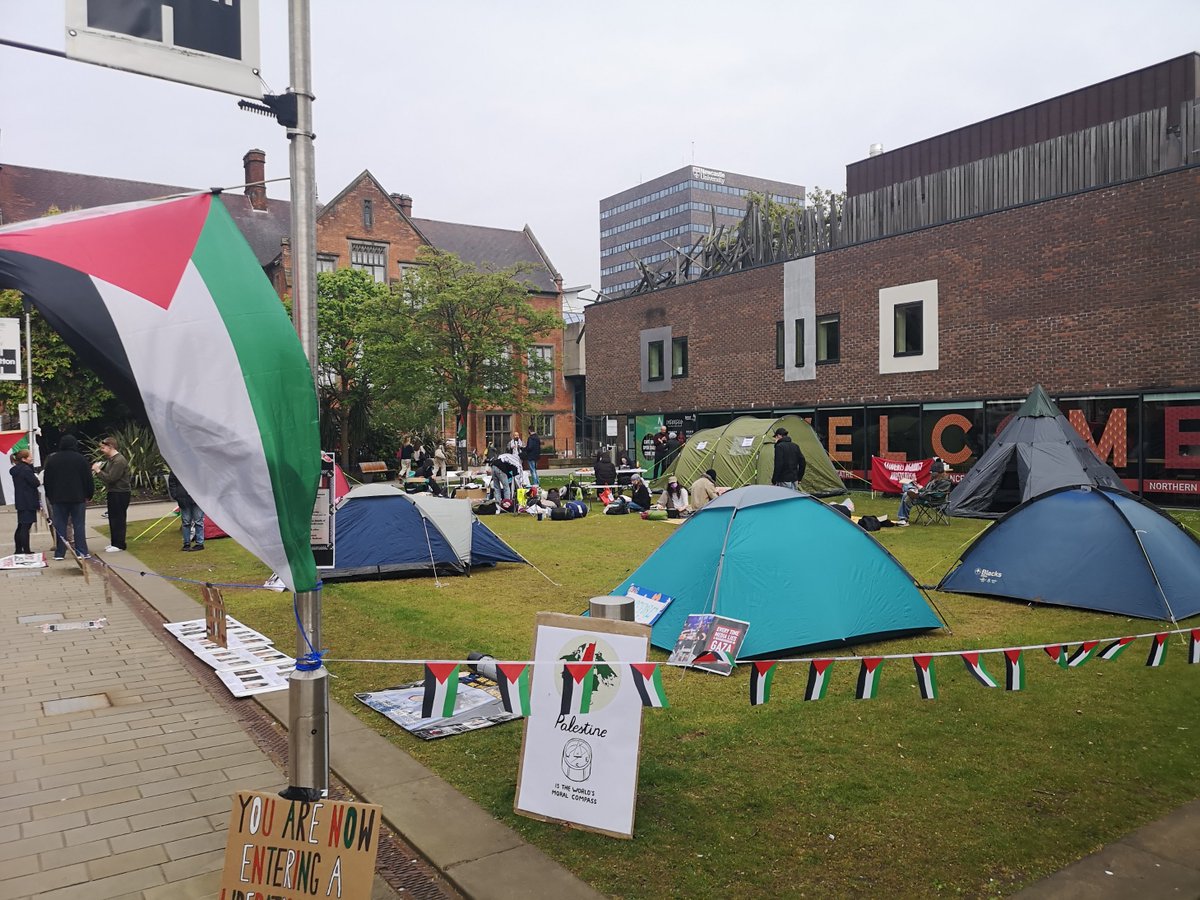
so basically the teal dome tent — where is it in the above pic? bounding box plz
[612,486,943,659]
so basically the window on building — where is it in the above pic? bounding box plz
[484,347,512,393]
[817,314,840,364]
[349,241,387,282]
[671,337,688,378]
[894,301,923,356]
[317,255,337,273]
[794,319,805,367]
[775,321,784,369]
[648,340,665,382]
[484,414,512,455]
[362,198,374,229]
[528,413,555,441]
[528,345,554,396]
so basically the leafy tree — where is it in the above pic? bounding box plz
[0,290,115,429]
[367,248,561,459]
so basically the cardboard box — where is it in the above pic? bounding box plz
[456,487,486,501]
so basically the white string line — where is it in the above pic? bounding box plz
[321,625,1196,667]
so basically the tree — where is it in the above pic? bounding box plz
[367,248,561,459]
[0,290,115,429]
[312,268,402,468]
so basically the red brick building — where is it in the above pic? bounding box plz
[0,151,570,461]
[584,57,1200,506]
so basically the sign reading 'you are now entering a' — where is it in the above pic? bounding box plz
[220,791,381,899]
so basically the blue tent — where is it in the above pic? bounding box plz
[324,485,524,579]
[611,486,943,658]
[938,485,1200,622]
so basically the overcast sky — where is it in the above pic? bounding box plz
[2,2,1197,288]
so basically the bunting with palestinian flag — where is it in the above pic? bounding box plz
[496,663,532,716]
[1098,637,1136,660]
[961,652,998,688]
[1044,645,1070,669]
[912,655,937,700]
[629,663,669,708]
[0,196,320,592]
[1003,650,1025,691]
[749,661,777,706]
[1145,633,1168,667]
[1191,630,1200,665]
[804,659,834,701]
[421,664,461,718]
[855,658,884,700]
[561,663,597,715]
[1067,641,1100,668]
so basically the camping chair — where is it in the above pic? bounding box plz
[911,489,951,525]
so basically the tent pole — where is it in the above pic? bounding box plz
[708,505,740,615]
[1131,528,1179,626]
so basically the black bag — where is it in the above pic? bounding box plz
[551,506,575,521]
[474,500,497,516]
[858,514,882,532]
[546,488,561,504]
[605,501,629,515]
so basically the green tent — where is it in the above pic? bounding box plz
[655,415,845,497]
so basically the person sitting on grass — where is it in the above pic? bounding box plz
[897,459,953,525]
[655,475,690,518]
[689,469,722,512]
[626,473,652,512]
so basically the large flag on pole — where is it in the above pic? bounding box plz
[0,196,320,591]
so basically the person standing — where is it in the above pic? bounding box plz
[433,441,448,479]
[42,434,93,560]
[92,437,131,552]
[771,427,806,491]
[9,447,41,555]
[168,471,205,551]
[651,425,669,479]
[525,429,542,486]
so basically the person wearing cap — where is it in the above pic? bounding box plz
[627,473,652,511]
[771,427,806,490]
[896,458,953,525]
[655,474,690,517]
[689,468,721,512]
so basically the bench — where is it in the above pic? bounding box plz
[359,461,389,482]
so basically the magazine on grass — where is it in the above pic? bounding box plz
[625,584,675,626]
[666,614,750,676]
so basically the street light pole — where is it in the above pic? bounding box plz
[283,0,328,802]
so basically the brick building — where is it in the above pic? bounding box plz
[0,151,570,462]
[584,56,1200,507]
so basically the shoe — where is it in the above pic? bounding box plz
[181,544,192,551]
[191,544,205,551]
[896,519,909,527]
[105,545,121,553]
[79,554,92,560]
[100,512,109,518]
[53,555,65,561]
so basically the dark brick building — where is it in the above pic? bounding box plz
[584,58,1200,506]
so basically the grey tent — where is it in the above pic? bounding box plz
[945,385,1126,519]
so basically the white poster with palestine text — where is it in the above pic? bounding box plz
[514,613,649,839]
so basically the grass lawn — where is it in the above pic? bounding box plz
[124,494,1200,897]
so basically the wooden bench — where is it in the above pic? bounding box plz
[359,461,389,482]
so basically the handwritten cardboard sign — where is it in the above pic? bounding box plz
[220,791,381,899]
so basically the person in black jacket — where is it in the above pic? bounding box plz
[593,452,617,491]
[42,434,94,559]
[626,473,652,511]
[770,427,806,491]
[9,447,41,554]
[524,429,543,486]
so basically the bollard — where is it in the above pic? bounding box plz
[283,665,328,801]
[589,596,635,622]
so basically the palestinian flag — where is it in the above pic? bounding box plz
[1067,641,1100,668]
[693,649,736,668]
[630,663,669,708]
[0,196,320,591]
[0,431,31,506]
[749,661,777,706]
[496,663,531,716]
[804,659,834,701]
[420,664,460,718]
[855,657,884,700]
[1098,637,1135,660]
[560,663,596,715]
[912,655,937,700]
[1145,633,1168,668]
[961,651,997,688]
[1043,645,1070,669]
[1003,649,1025,691]
[1190,630,1200,665]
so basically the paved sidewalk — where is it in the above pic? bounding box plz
[0,503,603,899]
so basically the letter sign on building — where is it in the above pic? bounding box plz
[65,0,261,97]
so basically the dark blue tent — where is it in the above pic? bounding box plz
[939,485,1200,622]
[323,485,524,579]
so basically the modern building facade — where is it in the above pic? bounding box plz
[599,165,805,296]
[583,55,1200,508]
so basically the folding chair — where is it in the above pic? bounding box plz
[911,489,951,525]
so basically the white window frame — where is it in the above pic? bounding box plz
[879,279,939,374]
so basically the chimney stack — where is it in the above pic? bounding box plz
[243,149,268,211]
[393,193,413,217]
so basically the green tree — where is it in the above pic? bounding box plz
[312,268,401,468]
[0,290,115,428]
[367,248,561,457]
